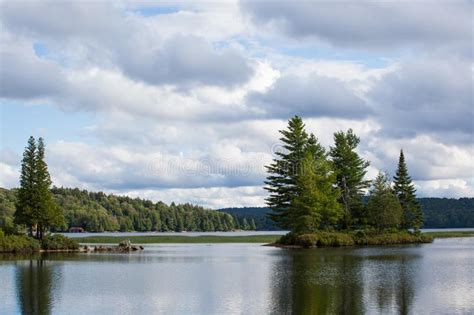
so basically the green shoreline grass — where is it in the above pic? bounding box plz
[424,231,474,238]
[75,235,282,244]
[74,231,474,244]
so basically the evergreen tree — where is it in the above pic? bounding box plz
[242,218,250,230]
[265,116,308,228]
[329,129,370,229]
[290,152,342,233]
[367,172,402,231]
[249,218,257,230]
[393,150,423,230]
[306,133,326,160]
[35,138,64,238]
[14,137,63,239]
[14,136,37,236]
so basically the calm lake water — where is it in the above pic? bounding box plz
[58,227,474,238]
[1,238,473,314]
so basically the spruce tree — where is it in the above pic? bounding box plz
[329,129,370,229]
[249,218,257,230]
[393,150,423,230]
[367,172,402,231]
[242,218,250,230]
[290,151,341,233]
[265,116,308,228]
[14,136,37,236]
[35,138,64,238]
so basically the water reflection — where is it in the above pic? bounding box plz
[271,248,418,314]
[15,257,60,315]
[1,240,473,314]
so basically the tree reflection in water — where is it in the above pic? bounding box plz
[16,257,60,315]
[270,248,417,314]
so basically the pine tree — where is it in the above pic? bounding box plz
[265,116,308,228]
[393,150,423,230]
[329,129,370,229]
[290,151,342,233]
[367,172,402,231]
[35,138,64,238]
[233,215,241,230]
[249,218,257,230]
[242,218,250,230]
[14,136,37,236]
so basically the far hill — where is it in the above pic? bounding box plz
[219,197,474,230]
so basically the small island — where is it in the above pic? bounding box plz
[264,116,432,247]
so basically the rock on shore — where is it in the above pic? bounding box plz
[83,240,144,253]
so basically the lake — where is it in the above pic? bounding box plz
[1,237,473,314]
[57,227,474,238]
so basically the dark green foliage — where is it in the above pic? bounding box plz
[367,172,403,231]
[220,197,474,230]
[53,187,237,232]
[0,230,40,253]
[219,207,280,230]
[3,186,240,233]
[394,150,423,230]
[354,230,432,245]
[420,198,474,228]
[265,116,308,228]
[14,137,64,239]
[249,218,257,230]
[15,136,37,234]
[278,231,355,248]
[40,234,79,250]
[329,129,370,228]
[289,152,341,233]
[277,230,432,247]
[0,188,18,234]
[35,138,65,238]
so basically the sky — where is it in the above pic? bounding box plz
[0,0,473,208]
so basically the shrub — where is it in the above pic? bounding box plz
[277,230,433,248]
[0,233,40,253]
[278,231,355,248]
[41,234,79,250]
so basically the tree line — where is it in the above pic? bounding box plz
[265,116,423,234]
[1,186,257,233]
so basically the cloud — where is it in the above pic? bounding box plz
[240,0,472,52]
[120,34,254,87]
[365,135,474,182]
[248,72,372,119]
[416,179,474,198]
[0,0,253,88]
[369,58,474,143]
[0,38,65,99]
[1,1,472,204]
[46,140,271,191]
[119,185,267,209]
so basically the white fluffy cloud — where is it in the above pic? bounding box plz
[0,1,472,206]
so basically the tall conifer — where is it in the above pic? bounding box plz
[393,150,423,230]
[367,172,402,231]
[265,116,308,228]
[329,129,370,229]
[14,136,37,235]
[290,151,341,233]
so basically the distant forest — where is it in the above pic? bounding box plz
[0,187,256,233]
[220,197,474,230]
[1,187,471,232]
